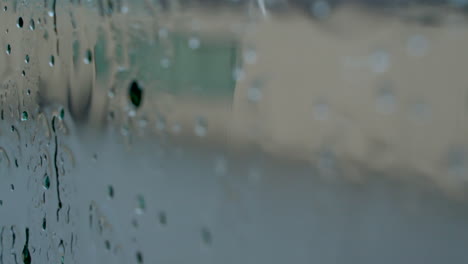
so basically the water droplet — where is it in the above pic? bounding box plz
[21,111,28,121]
[49,55,55,67]
[37,113,51,140]
[317,149,337,177]
[158,211,167,226]
[370,50,390,73]
[135,195,145,214]
[160,57,170,68]
[25,55,29,63]
[214,156,227,176]
[311,0,331,19]
[17,17,23,28]
[21,228,31,264]
[201,227,212,246]
[10,184,15,191]
[42,217,46,230]
[47,11,54,17]
[83,49,92,64]
[3,6,6,11]
[409,102,431,122]
[376,85,396,114]
[6,44,11,55]
[0,147,11,167]
[313,102,329,121]
[172,123,181,134]
[248,166,262,183]
[58,240,65,263]
[59,108,65,120]
[188,37,200,49]
[232,67,245,82]
[158,28,168,38]
[43,174,50,189]
[136,251,143,263]
[244,49,257,64]
[129,81,143,108]
[194,117,207,137]
[107,185,114,199]
[138,117,148,128]
[447,147,467,178]
[407,35,429,57]
[29,19,35,30]
[450,0,468,7]
[247,85,262,103]
[21,70,26,77]
[105,240,111,250]
[156,115,166,131]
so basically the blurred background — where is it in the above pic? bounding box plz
[0,0,468,263]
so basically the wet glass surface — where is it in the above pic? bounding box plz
[1,0,468,263]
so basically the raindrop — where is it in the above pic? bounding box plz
[25,55,29,63]
[105,240,111,250]
[244,49,257,64]
[59,108,65,120]
[194,117,207,137]
[247,85,262,103]
[232,67,245,81]
[29,19,35,30]
[160,58,170,68]
[129,81,143,108]
[156,115,166,131]
[138,117,148,128]
[107,185,114,199]
[409,102,431,121]
[376,86,396,114]
[0,200,2,206]
[214,156,227,176]
[447,147,467,178]
[84,49,92,64]
[311,0,331,19]
[58,240,65,263]
[370,50,390,73]
[21,111,28,121]
[318,149,337,177]
[6,44,11,55]
[188,37,200,49]
[248,166,262,183]
[49,55,55,67]
[158,28,168,38]
[313,102,329,121]
[42,217,46,230]
[43,174,50,189]
[10,184,15,191]
[407,35,429,57]
[47,11,54,17]
[135,195,145,214]
[3,6,6,11]
[172,123,181,134]
[450,0,468,7]
[17,17,23,28]
[136,251,143,263]
[201,227,212,246]
[21,228,31,264]
[158,211,167,226]
[22,70,26,77]
[0,147,10,167]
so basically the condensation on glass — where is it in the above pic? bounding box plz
[0,0,468,263]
